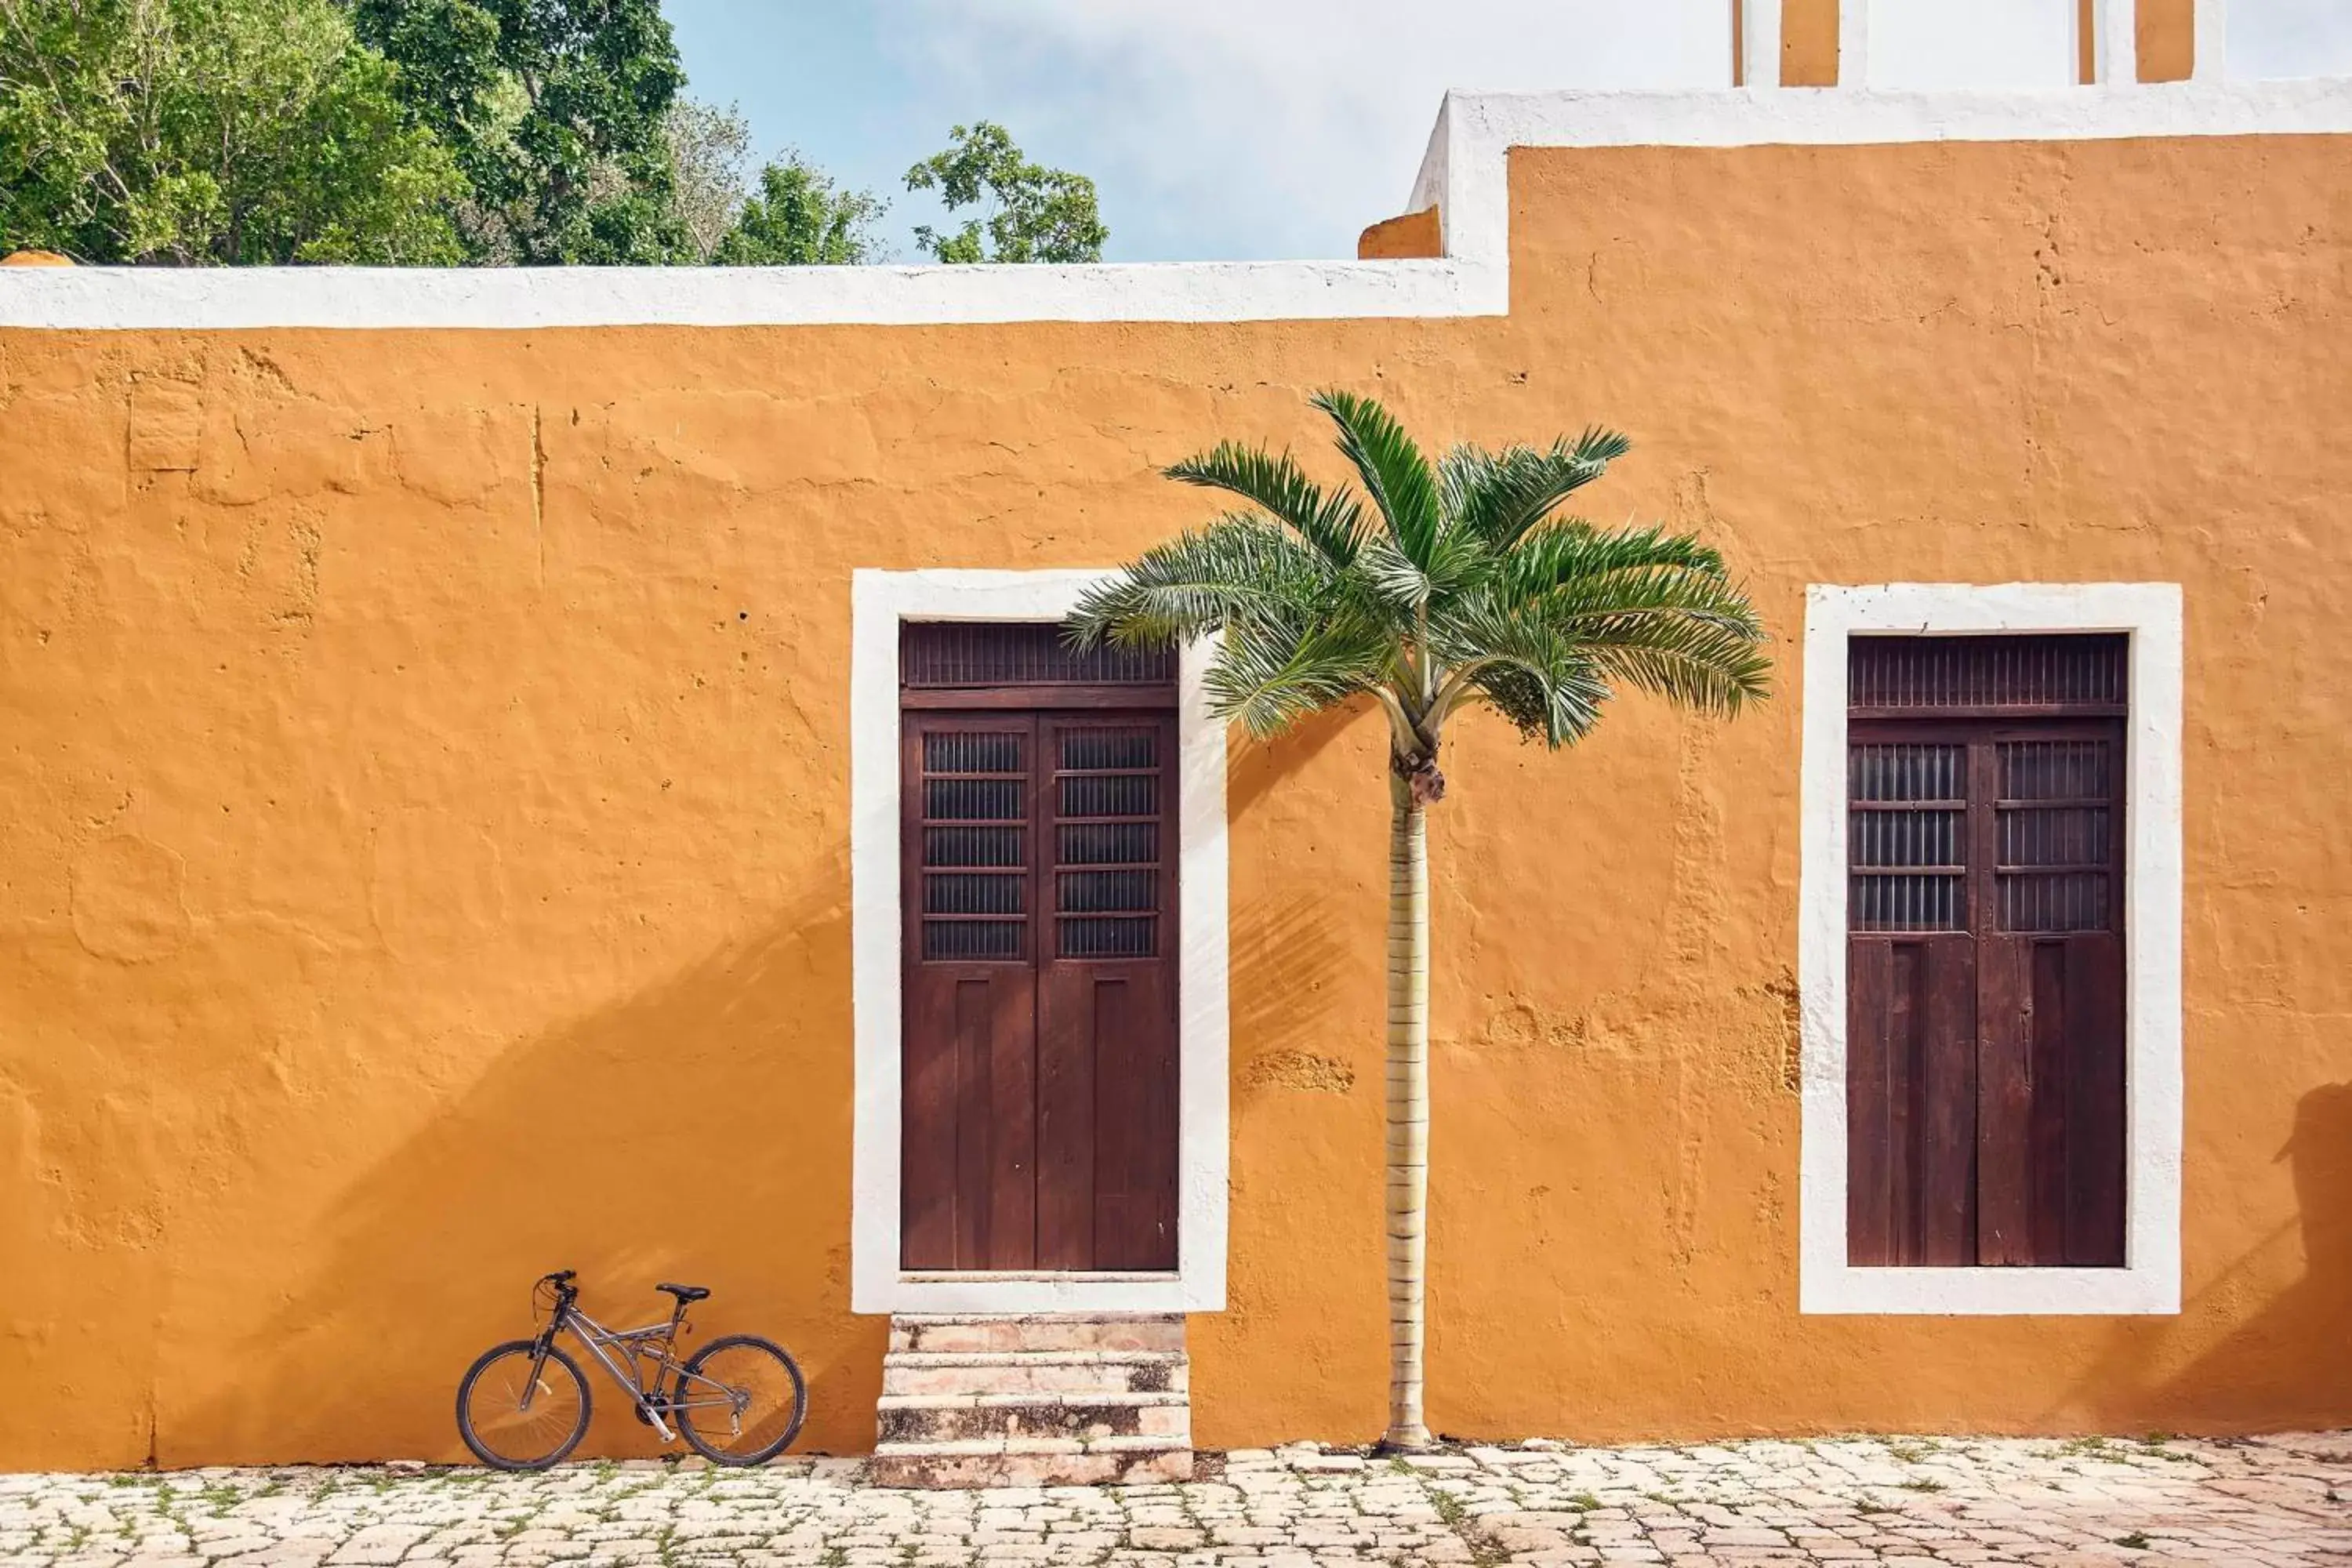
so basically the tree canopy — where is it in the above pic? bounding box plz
[1,2,1103,267]
[0,0,466,263]
[713,153,884,266]
[343,0,689,263]
[906,121,1106,265]
[1069,390,1771,781]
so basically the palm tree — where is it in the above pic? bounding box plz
[1067,390,1771,1450]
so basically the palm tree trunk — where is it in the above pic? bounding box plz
[1382,774,1434,1450]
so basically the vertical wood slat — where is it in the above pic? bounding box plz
[1917,934,1979,1266]
[2027,939,2072,1262]
[1976,935,2034,1264]
[1847,938,1896,1265]
[2064,931,2128,1265]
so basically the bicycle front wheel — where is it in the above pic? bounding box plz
[671,1334,806,1465]
[457,1339,593,1470]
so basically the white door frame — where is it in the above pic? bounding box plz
[1798,583,2183,1314]
[848,568,1231,1314]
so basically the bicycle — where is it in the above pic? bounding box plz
[456,1270,807,1470]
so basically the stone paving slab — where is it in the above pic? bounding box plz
[0,1432,2345,1566]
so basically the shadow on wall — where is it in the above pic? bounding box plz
[1225,696,1373,823]
[2064,1081,2352,1432]
[166,882,886,1465]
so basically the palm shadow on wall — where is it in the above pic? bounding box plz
[169,882,884,1465]
[2064,1080,2352,1432]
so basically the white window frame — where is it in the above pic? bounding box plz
[848,568,1229,1315]
[1798,583,2183,1315]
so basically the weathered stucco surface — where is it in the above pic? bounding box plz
[2,132,2350,1467]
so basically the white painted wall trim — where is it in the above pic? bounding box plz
[11,78,2352,329]
[2197,0,2230,81]
[848,569,1230,1316]
[1742,0,1785,88]
[2094,0,2138,85]
[1840,0,1873,85]
[1798,583,2183,1316]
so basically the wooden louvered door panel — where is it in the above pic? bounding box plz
[1975,725,2126,1266]
[1846,736,1979,1265]
[901,714,1042,1270]
[898,623,1180,1275]
[1846,635,2128,1270]
[1037,714,1179,1271]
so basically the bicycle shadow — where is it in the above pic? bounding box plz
[163,884,884,1464]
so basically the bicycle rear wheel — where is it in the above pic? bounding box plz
[670,1334,805,1465]
[457,1340,593,1470]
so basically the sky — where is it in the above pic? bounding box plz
[660,0,1731,263]
[663,1,2352,266]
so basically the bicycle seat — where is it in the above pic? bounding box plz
[655,1282,710,1304]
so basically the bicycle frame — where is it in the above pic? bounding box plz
[524,1299,748,1445]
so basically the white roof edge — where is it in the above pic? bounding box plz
[6,78,2352,332]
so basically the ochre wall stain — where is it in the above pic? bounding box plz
[3,132,2351,1468]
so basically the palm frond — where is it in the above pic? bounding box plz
[1571,615,1773,716]
[1164,441,1367,566]
[1440,428,1630,548]
[1065,516,1336,651]
[1312,389,1443,571]
[1497,521,1727,601]
[1203,605,1393,738]
[1433,600,1613,746]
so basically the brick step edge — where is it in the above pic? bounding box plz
[869,1444,1195,1489]
[890,1314,1184,1355]
[883,1349,1185,1367]
[878,1390,1186,1410]
[878,1392,1189,1445]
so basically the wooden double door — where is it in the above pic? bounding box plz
[898,706,1179,1272]
[1846,634,2129,1269]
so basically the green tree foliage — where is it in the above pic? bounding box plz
[713,152,884,265]
[662,97,751,263]
[345,0,689,263]
[905,121,1105,264]
[0,0,466,263]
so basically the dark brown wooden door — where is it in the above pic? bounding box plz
[1846,637,2128,1268]
[898,626,1179,1274]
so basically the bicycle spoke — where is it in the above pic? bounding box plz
[673,1340,802,1463]
[459,1345,589,1470]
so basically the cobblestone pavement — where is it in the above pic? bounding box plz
[2,1434,2347,1567]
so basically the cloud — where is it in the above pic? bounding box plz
[881,0,2352,262]
[887,0,1733,262]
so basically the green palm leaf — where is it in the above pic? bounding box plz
[1163,441,1367,566]
[1312,389,1443,571]
[1071,388,1769,766]
[1065,516,1334,650]
[1440,429,1631,548]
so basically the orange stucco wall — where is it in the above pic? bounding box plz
[5,131,2350,1469]
[1358,207,1443,260]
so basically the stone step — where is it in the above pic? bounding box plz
[880,1348,1188,1399]
[890,1312,1185,1356]
[877,1389,1190,1445]
[875,1312,1192,1488]
[869,1435,1192,1489]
